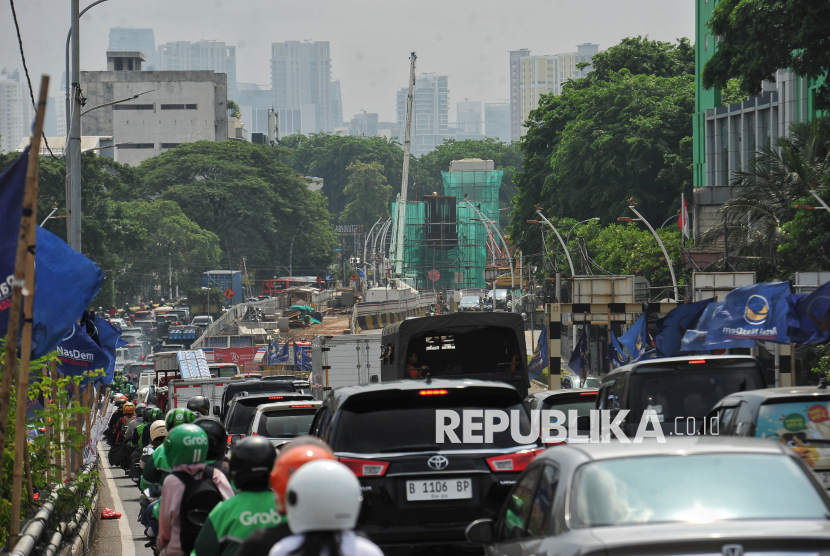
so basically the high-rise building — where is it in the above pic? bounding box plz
[270,41,333,132]
[456,100,482,135]
[158,40,237,98]
[345,111,378,137]
[690,0,825,249]
[509,44,599,139]
[330,80,343,129]
[109,28,156,69]
[485,101,510,142]
[396,73,451,156]
[0,69,33,153]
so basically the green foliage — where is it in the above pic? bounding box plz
[280,133,405,217]
[780,189,830,271]
[510,37,695,257]
[227,100,242,119]
[186,287,225,304]
[719,78,747,106]
[136,140,338,277]
[703,0,830,110]
[340,161,393,229]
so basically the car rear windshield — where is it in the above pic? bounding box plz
[332,387,531,453]
[633,367,764,422]
[127,346,144,359]
[541,394,597,428]
[571,453,829,527]
[256,409,317,437]
[755,398,830,470]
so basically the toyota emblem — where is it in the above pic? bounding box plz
[721,545,744,556]
[427,455,449,470]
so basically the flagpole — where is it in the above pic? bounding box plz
[7,75,49,547]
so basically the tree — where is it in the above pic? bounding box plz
[340,161,393,230]
[700,118,830,279]
[113,200,223,300]
[779,189,830,272]
[136,140,338,277]
[510,37,695,257]
[702,0,830,110]
[280,133,406,218]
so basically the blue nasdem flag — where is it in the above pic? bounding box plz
[55,323,111,380]
[619,312,649,362]
[31,227,103,359]
[92,314,125,385]
[654,298,714,357]
[568,326,588,381]
[269,340,289,365]
[528,324,548,380]
[681,302,755,351]
[607,330,626,368]
[293,342,311,372]
[708,281,792,344]
[788,281,830,345]
[0,148,29,339]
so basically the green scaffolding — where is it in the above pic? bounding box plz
[390,169,503,291]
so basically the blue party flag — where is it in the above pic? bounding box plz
[619,312,649,361]
[528,324,548,380]
[707,282,792,344]
[654,298,714,357]
[788,281,830,345]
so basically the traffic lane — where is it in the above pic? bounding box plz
[91,443,151,556]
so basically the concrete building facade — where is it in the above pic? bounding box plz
[80,52,228,166]
[158,40,237,98]
[0,69,33,154]
[396,73,451,156]
[270,41,333,133]
[509,44,599,139]
[109,28,157,69]
[691,0,825,247]
[485,101,510,143]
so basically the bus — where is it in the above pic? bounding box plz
[262,276,325,296]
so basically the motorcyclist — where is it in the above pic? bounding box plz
[233,438,335,556]
[141,408,197,491]
[268,460,382,556]
[192,437,279,556]
[187,396,211,417]
[126,404,147,448]
[139,407,164,449]
[158,425,233,556]
[193,417,230,477]
[116,402,136,445]
[140,420,168,537]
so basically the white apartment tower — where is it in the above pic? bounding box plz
[0,69,33,153]
[396,74,451,156]
[270,41,333,133]
[158,41,237,98]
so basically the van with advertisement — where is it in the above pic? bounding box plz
[597,355,767,438]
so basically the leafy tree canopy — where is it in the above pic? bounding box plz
[340,161,393,230]
[585,36,694,81]
[702,0,830,110]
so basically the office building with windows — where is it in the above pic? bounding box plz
[396,73,451,156]
[0,68,33,153]
[109,28,157,69]
[158,40,237,98]
[270,41,335,132]
[485,101,510,143]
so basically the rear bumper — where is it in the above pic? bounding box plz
[360,521,476,548]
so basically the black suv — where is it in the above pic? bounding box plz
[309,379,542,549]
[218,378,296,418]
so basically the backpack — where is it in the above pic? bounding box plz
[172,467,224,554]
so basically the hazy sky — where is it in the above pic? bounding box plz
[1,0,694,123]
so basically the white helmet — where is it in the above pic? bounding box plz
[285,460,362,534]
[149,420,168,441]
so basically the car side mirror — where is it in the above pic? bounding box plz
[465,519,494,544]
[213,406,220,416]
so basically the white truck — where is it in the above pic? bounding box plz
[153,350,229,415]
[311,333,383,400]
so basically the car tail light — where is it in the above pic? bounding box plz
[269,396,284,400]
[338,457,389,477]
[580,392,595,396]
[227,435,232,444]
[688,360,706,365]
[419,389,448,396]
[290,404,314,408]
[486,448,546,472]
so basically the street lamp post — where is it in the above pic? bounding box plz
[565,217,600,275]
[528,212,575,277]
[463,200,514,288]
[289,217,307,277]
[618,205,679,301]
[363,218,383,290]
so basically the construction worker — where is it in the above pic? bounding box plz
[233,438,335,556]
[192,437,279,556]
[268,460,382,556]
[158,425,233,556]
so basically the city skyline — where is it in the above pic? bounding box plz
[0,0,693,129]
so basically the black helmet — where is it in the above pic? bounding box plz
[187,396,210,416]
[229,436,277,490]
[115,399,126,409]
[193,417,228,461]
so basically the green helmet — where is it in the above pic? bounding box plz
[164,424,209,468]
[148,408,164,422]
[165,408,196,431]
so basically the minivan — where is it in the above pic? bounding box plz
[597,355,766,437]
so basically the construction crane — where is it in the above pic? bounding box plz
[391,52,417,279]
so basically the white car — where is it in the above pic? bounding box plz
[247,400,321,449]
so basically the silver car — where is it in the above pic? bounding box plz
[247,399,321,449]
[466,436,830,554]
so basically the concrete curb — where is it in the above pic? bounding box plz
[58,489,100,556]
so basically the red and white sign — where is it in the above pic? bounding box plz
[212,347,257,365]
[428,269,441,282]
